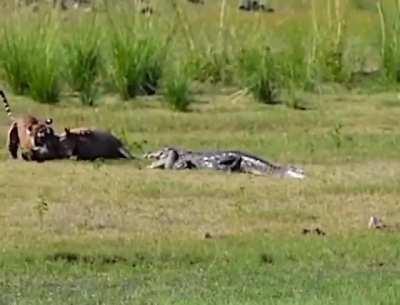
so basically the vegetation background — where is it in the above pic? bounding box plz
[0,0,400,304]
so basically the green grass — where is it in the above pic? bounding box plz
[1,235,400,305]
[64,24,102,106]
[164,63,192,111]
[238,46,281,104]
[1,91,400,303]
[0,15,62,103]
[0,1,399,303]
[109,24,165,100]
[377,1,400,83]
[0,0,395,105]
[0,24,31,94]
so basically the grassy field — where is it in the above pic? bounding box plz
[0,0,400,304]
[0,0,398,106]
[1,91,400,304]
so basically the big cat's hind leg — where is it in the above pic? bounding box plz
[7,122,19,159]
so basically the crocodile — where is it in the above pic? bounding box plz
[144,147,305,179]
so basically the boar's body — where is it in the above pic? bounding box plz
[59,128,133,161]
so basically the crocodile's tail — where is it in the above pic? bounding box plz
[0,90,14,121]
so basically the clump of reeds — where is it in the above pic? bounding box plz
[0,25,31,95]
[27,23,62,104]
[308,0,349,84]
[0,13,62,104]
[377,1,400,83]
[238,46,281,104]
[65,24,102,106]
[163,62,192,112]
[109,20,165,100]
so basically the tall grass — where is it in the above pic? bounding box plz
[279,24,311,90]
[0,16,62,103]
[377,0,400,83]
[0,25,31,94]
[238,46,281,104]
[163,63,192,111]
[27,24,62,104]
[65,25,102,106]
[188,45,234,84]
[0,1,397,107]
[110,24,165,100]
[309,0,349,85]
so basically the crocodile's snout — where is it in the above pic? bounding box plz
[284,166,305,179]
[144,148,177,160]
[143,151,161,159]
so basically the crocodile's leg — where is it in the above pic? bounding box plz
[228,156,242,172]
[174,159,197,170]
[217,155,242,172]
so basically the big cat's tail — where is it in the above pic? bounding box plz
[0,90,14,121]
